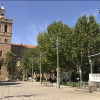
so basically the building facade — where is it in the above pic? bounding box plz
[0,4,35,80]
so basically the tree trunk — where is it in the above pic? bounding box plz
[79,65,82,83]
[69,70,71,82]
[8,67,10,75]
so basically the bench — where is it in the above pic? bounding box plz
[42,81,53,87]
[46,83,53,87]
[42,81,49,86]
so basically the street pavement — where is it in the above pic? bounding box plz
[0,81,100,100]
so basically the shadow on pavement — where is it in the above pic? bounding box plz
[0,81,22,86]
[3,94,39,99]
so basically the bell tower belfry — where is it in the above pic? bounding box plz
[0,4,13,57]
[0,4,5,18]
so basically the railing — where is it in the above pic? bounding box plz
[89,74,100,82]
[5,19,12,21]
[0,18,12,22]
[78,81,100,92]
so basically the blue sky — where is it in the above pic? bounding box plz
[0,1,100,46]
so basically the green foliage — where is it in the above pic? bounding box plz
[21,14,100,79]
[37,21,72,72]
[8,75,13,79]
[3,52,17,74]
[82,70,89,81]
[20,47,40,74]
[63,82,78,87]
[0,58,3,70]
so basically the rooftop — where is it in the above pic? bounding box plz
[11,43,36,48]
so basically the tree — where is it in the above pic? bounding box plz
[3,52,17,75]
[37,32,52,73]
[21,15,100,82]
[47,21,75,72]
[37,21,79,73]
[20,47,40,75]
[68,15,100,81]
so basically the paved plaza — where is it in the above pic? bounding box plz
[0,81,100,100]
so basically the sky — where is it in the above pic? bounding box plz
[0,1,100,46]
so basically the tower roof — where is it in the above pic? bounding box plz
[1,4,5,9]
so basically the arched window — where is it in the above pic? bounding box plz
[5,25,7,32]
[5,39,7,44]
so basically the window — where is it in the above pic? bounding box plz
[1,13,4,16]
[5,39,7,43]
[5,25,7,32]
[13,69,15,72]
[0,51,2,56]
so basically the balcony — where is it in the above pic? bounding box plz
[89,74,100,82]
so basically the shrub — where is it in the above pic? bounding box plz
[8,75,13,79]
[63,82,78,87]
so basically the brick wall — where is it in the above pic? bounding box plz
[0,66,8,80]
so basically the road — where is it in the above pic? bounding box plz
[0,81,100,100]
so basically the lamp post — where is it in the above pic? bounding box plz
[30,57,33,82]
[56,33,60,89]
[88,44,92,74]
[32,58,33,82]
[40,53,42,84]
[23,74,25,81]
[80,51,83,83]
[89,58,92,74]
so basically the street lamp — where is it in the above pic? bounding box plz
[40,53,42,84]
[56,33,60,89]
[88,44,92,74]
[80,51,83,83]
[89,58,92,74]
[51,33,60,88]
[30,57,33,82]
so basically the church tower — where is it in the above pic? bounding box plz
[0,4,13,80]
[0,4,13,57]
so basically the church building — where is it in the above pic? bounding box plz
[0,4,35,80]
